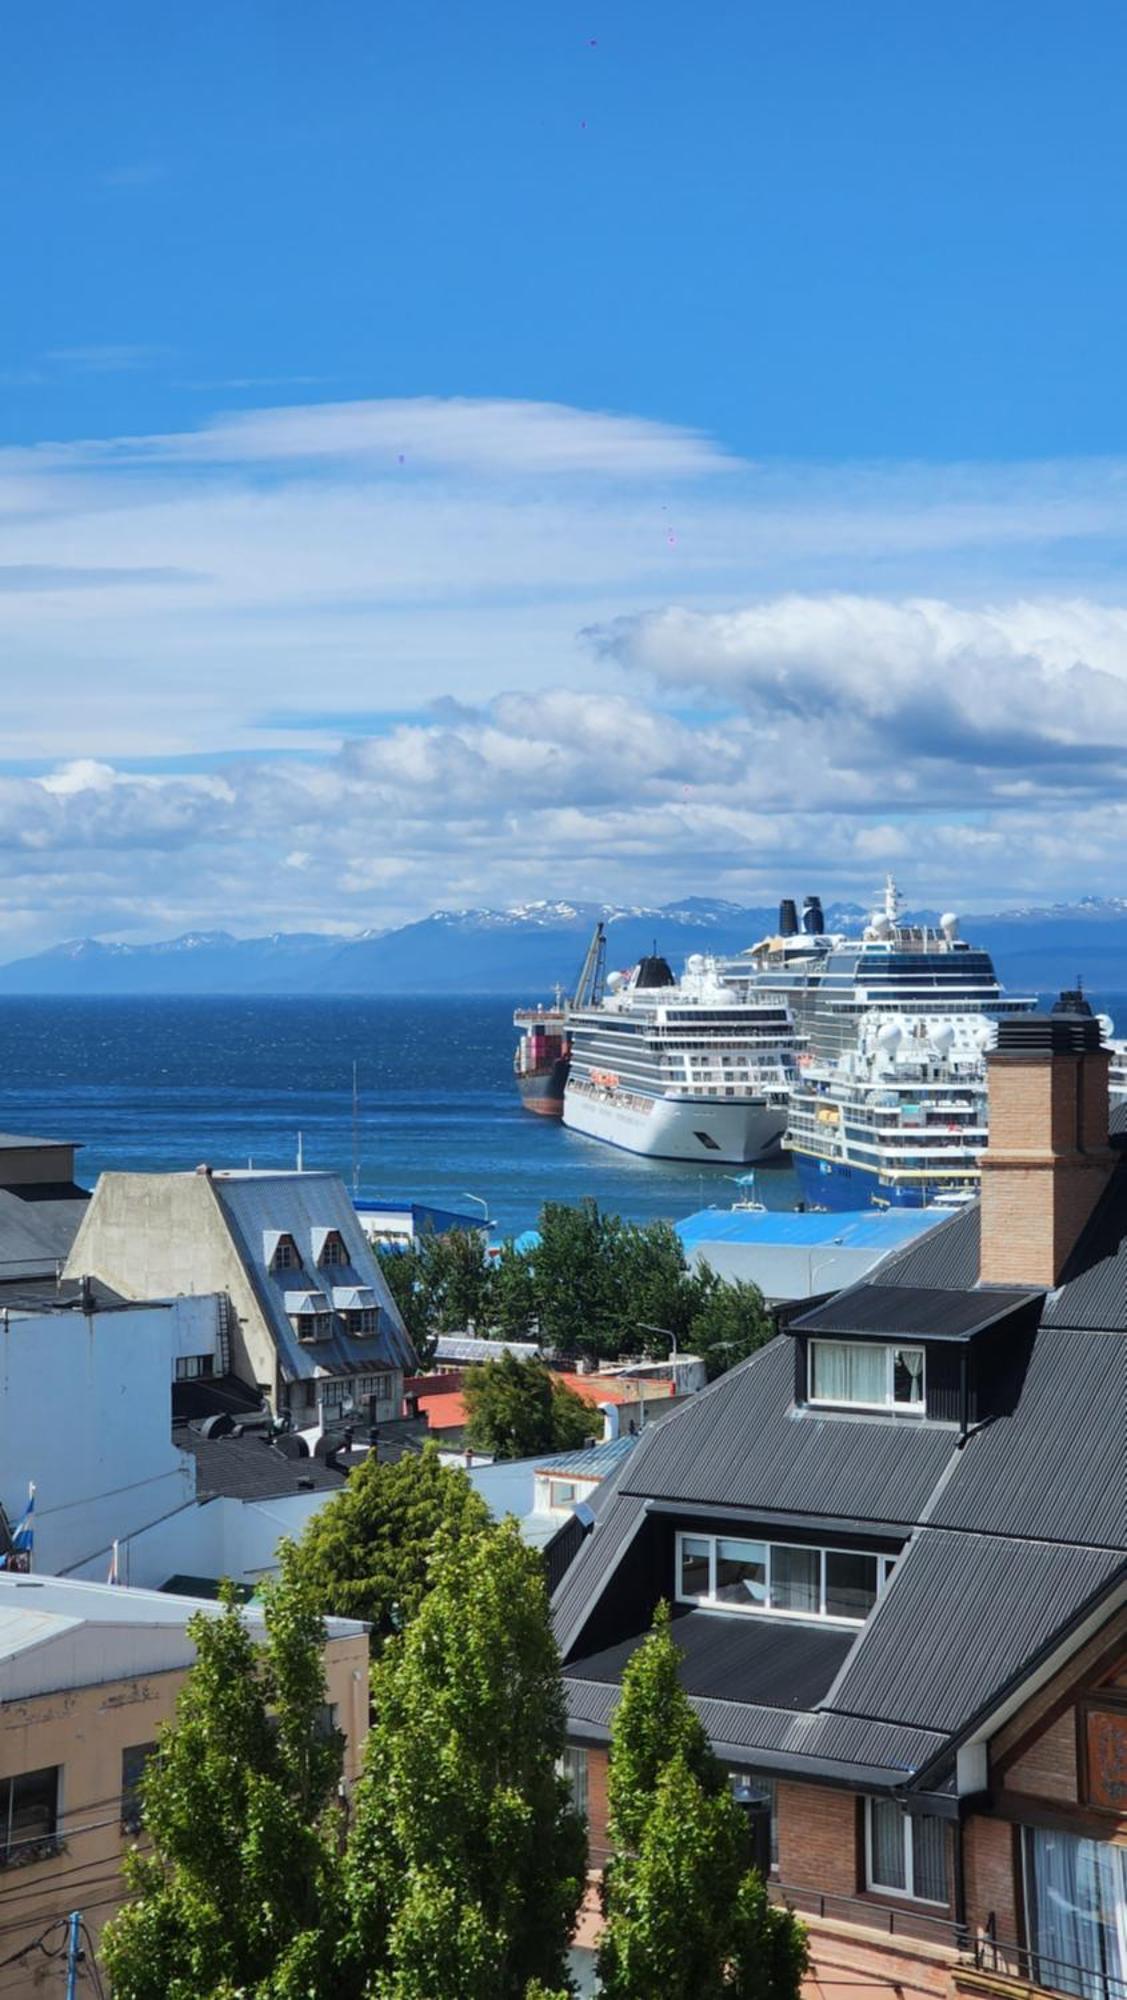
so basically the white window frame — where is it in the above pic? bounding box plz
[675,1531,895,1628]
[807,1339,927,1415]
[864,1798,948,1907]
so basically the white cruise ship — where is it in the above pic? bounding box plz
[563,952,796,1164]
[723,878,1038,1208]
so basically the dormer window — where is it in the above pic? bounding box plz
[808,1339,925,1413]
[317,1231,349,1269]
[677,1531,896,1626]
[272,1235,300,1272]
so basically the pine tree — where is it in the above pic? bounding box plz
[101,1564,346,2000]
[342,1517,586,1999]
[287,1444,491,1656]
[598,1603,807,2000]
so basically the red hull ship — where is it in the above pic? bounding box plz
[513,1003,571,1118]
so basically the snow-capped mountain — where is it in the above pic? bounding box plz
[1,896,1126,995]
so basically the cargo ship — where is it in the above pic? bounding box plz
[513,994,571,1118]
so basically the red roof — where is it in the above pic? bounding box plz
[403,1365,671,1434]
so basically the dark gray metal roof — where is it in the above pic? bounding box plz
[0,1185,90,1279]
[1042,1163,1127,1330]
[869,1205,981,1291]
[564,1606,852,1711]
[926,1327,1127,1547]
[618,1338,956,1527]
[822,1527,1125,1740]
[552,1492,650,1659]
[177,1429,347,1500]
[564,1664,950,1786]
[792,1283,1041,1343]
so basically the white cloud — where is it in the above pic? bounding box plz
[5,393,1127,946]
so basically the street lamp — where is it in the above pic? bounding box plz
[637,1321,679,1359]
[461,1191,490,1227]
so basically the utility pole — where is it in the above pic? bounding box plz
[65,1911,81,2000]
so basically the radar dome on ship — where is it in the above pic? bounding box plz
[870,912,892,938]
[940,912,959,939]
[606,969,624,992]
[930,1021,955,1054]
[973,1019,996,1052]
[1098,1012,1115,1042]
[876,1020,903,1051]
[686,953,705,974]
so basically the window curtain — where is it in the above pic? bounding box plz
[1025,1827,1127,2000]
[812,1340,886,1404]
[870,1799,907,1890]
[896,1347,925,1405]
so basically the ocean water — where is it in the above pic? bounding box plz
[5,993,1120,1241]
[0,996,801,1239]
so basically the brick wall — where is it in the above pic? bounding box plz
[963,1813,1018,1944]
[1004,1709,1078,1803]
[586,1746,611,1867]
[980,1047,1114,1286]
[776,1779,858,1896]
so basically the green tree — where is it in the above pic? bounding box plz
[419,1225,496,1332]
[288,1444,491,1656]
[526,1200,627,1354]
[101,1563,346,2000]
[687,1265,774,1379]
[342,1518,587,2000]
[463,1351,596,1459]
[377,1242,436,1365]
[492,1238,541,1339]
[598,1603,807,2000]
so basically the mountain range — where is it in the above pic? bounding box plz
[2,895,1127,999]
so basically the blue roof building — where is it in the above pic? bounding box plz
[674,1205,951,1300]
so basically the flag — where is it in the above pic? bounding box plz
[3,1484,34,1573]
[107,1540,120,1586]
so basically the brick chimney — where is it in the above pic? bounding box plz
[979,992,1115,1287]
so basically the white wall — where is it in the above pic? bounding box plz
[64,1488,340,1591]
[0,1298,202,1575]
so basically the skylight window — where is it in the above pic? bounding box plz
[808,1339,925,1413]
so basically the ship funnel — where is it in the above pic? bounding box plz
[802,895,825,936]
[778,898,798,937]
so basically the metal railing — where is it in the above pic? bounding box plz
[772,1879,966,1951]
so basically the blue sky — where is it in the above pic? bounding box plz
[4,1,1127,951]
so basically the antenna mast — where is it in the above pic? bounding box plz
[351,1060,360,1196]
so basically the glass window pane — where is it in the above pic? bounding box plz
[826,1550,878,1620]
[6,1768,58,1855]
[912,1814,948,1903]
[770,1544,820,1615]
[893,1347,925,1406]
[680,1537,711,1599]
[811,1340,887,1405]
[869,1799,907,1890]
[715,1538,767,1607]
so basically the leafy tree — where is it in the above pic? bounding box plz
[598,1603,807,2000]
[418,1225,497,1332]
[525,1200,627,1354]
[288,1444,491,1656]
[492,1237,541,1338]
[101,1563,346,2000]
[687,1265,774,1379]
[342,1518,587,1999]
[377,1241,436,1365]
[463,1351,596,1459]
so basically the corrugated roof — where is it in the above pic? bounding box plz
[552,1492,650,1660]
[177,1429,347,1500]
[618,1339,956,1527]
[676,1208,950,1251]
[213,1173,416,1381]
[926,1327,1127,1547]
[0,1184,90,1278]
[534,1436,638,1479]
[1042,1162,1127,1330]
[869,1205,982,1291]
[822,1528,1126,1738]
[564,1606,852,1711]
[792,1283,1042,1343]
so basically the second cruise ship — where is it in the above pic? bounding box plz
[562,948,796,1164]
